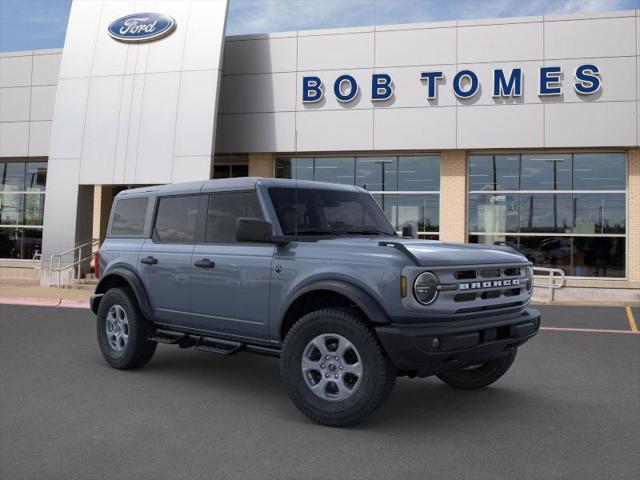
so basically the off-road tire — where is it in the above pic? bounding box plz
[96,287,157,369]
[280,308,396,427]
[436,348,517,390]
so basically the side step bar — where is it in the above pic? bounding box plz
[148,329,280,358]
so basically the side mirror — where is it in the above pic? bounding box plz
[236,218,275,243]
[401,225,414,238]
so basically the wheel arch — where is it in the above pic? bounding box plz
[279,280,390,341]
[94,266,154,319]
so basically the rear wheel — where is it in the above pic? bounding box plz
[280,308,396,427]
[96,287,157,369]
[436,348,517,390]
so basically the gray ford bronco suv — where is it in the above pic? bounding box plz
[91,177,540,427]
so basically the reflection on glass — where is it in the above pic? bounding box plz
[397,195,439,233]
[314,157,355,185]
[1,163,26,192]
[356,157,397,191]
[574,194,625,234]
[25,162,47,191]
[573,236,625,277]
[372,194,397,229]
[0,194,24,225]
[398,156,440,191]
[21,228,43,259]
[573,153,625,190]
[519,194,572,233]
[24,194,45,226]
[521,154,571,190]
[468,155,519,191]
[468,194,518,233]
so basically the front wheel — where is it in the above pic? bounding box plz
[436,348,517,390]
[280,308,396,427]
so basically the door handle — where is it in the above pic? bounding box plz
[194,258,215,269]
[140,256,158,265]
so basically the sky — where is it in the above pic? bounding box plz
[0,0,639,52]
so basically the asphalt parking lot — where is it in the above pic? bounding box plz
[1,304,638,480]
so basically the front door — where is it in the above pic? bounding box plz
[189,191,274,340]
[138,194,201,327]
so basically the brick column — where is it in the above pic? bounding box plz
[248,153,275,178]
[92,185,115,245]
[628,148,639,282]
[439,150,468,243]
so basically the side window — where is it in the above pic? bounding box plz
[205,192,263,243]
[153,195,200,244]
[110,197,148,236]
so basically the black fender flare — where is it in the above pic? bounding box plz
[282,279,390,327]
[94,266,154,319]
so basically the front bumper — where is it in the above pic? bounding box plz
[375,308,540,377]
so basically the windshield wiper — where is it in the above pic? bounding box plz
[345,230,395,236]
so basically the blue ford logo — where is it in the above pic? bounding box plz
[108,13,176,43]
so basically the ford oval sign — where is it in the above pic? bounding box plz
[108,13,176,43]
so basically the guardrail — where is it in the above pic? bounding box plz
[533,267,566,303]
[48,239,99,288]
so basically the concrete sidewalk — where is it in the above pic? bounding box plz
[0,281,91,308]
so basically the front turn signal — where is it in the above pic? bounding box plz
[400,276,407,298]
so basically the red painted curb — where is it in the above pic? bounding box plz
[0,297,89,309]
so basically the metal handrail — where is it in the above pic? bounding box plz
[533,267,566,303]
[48,238,100,288]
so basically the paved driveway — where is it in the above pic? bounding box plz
[1,304,638,480]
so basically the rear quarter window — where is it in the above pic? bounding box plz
[110,197,148,236]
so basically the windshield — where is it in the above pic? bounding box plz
[269,187,396,237]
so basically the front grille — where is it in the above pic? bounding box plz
[437,264,530,314]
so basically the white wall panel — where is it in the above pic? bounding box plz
[221,112,295,152]
[58,0,101,79]
[374,107,456,150]
[174,69,220,157]
[30,86,57,121]
[91,0,132,77]
[171,155,212,182]
[458,22,543,62]
[545,102,637,147]
[223,37,297,75]
[296,69,373,111]
[0,87,30,121]
[296,110,373,151]
[375,27,456,67]
[134,72,180,183]
[48,78,90,158]
[0,122,29,157]
[146,1,190,73]
[298,32,374,71]
[28,121,52,156]
[223,72,296,114]
[124,74,145,183]
[0,56,32,87]
[80,76,123,183]
[182,0,228,71]
[32,53,62,85]
[544,17,636,59]
[458,104,544,149]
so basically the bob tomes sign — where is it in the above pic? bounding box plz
[302,64,601,103]
[108,13,176,43]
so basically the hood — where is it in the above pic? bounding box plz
[395,239,528,266]
[314,237,528,267]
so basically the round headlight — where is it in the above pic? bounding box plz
[525,266,534,293]
[414,272,439,305]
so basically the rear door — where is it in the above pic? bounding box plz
[189,191,274,339]
[138,194,202,327]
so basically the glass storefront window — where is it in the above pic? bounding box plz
[276,156,441,238]
[468,153,627,278]
[468,154,519,191]
[314,157,355,185]
[0,161,47,259]
[356,157,397,191]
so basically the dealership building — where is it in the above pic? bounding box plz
[0,0,638,302]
